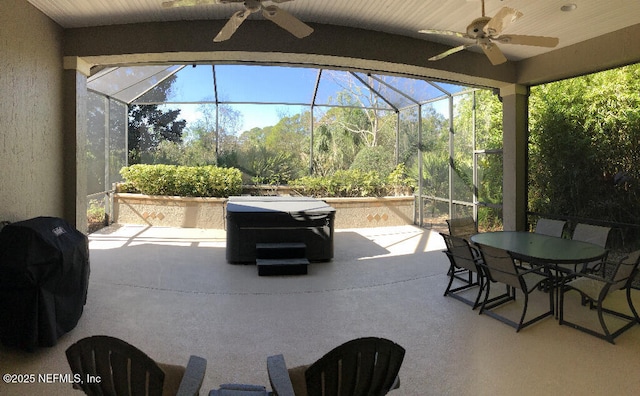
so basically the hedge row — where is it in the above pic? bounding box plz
[119,164,413,198]
[119,164,242,197]
[289,165,414,197]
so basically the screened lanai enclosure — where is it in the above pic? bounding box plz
[86,64,503,230]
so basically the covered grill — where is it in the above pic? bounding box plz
[0,217,90,351]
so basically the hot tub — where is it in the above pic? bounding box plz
[225,196,335,263]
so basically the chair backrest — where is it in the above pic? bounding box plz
[608,249,640,292]
[475,244,522,290]
[572,223,611,247]
[66,335,165,396]
[446,217,477,239]
[305,337,405,396]
[534,218,566,238]
[440,232,479,273]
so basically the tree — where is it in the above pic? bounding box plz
[235,112,310,183]
[453,90,503,206]
[181,102,243,166]
[350,146,395,176]
[529,64,640,223]
[312,107,364,175]
[139,102,243,167]
[127,76,186,164]
[397,102,450,199]
[325,72,397,148]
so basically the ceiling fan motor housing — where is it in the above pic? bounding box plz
[244,0,261,12]
[466,17,492,38]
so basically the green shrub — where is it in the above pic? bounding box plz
[119,164,242,197]
[387,163,415,195]
[87,199,106,223]
[290,164,413,197]
[350,146,395,176]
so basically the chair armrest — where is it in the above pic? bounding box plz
[563,270,615,285]
[177,355,207,396]
[267,354,295,396]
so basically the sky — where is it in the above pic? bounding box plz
[144,64,468,134]
[167,65,319,132]
[178,103,286,132]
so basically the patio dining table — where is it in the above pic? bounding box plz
[470,231,608,317]
[470,231,607,265]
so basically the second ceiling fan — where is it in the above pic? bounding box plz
[162,0,313,42]
[419,0,559,65]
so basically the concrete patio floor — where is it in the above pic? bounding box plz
[1,224,640,395]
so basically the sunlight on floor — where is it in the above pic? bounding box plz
[89,224,227,249]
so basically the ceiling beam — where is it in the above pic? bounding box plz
[63,20,517,89]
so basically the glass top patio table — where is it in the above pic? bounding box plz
[470,231,607,265]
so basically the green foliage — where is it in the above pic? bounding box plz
[452,90,503,205]
[399,103,450,198]
[529,64,640,223]
[119,164,242,197]
[290,164,413,197]
[291,170,383,197]
[87,199,106,223]
[251,151,298,185]
[349,146,395,176]
[144,139,217,166]
[387,163,416,194]
[128,76,187,165]
[236,113,310,183]
[138,103,243,167]
[312,120,361,175]
[408,91,503,213]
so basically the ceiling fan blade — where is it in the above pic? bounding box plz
[162,0,218,8]
[213,9,251,42]
[419,29,468,39]
[262,5,313,39]
[481,42,507,65]
[484,7,523,36]
[495,34,559,48]
[429,43,476,61]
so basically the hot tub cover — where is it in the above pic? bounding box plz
[226,197,335,263]
[0,216,90,351]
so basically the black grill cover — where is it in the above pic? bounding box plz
[0,217,90,351]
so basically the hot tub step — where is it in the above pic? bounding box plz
[256,242,306,260]
[256,258,309,276]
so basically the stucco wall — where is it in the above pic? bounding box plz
[114,194,228,229]
[113,194,414,229]
[0,1,65,222]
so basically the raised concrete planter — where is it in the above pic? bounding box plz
[113,193,414,229]
[114,193,227,229]
[322,196,414,228]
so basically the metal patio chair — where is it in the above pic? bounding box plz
[475,243,554,331]
[522,218,568,273]
[267,337,405,396]
[66,335,207,396]
[445,216,480,279]
[440,232,485,309]
[571,223,612,273]
[446,216,477,240]
[559,249,640,344]
[572,223,611,247]
[534,218,567,238]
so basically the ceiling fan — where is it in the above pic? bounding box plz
[162,0,313,42]
[418,0,559,65]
